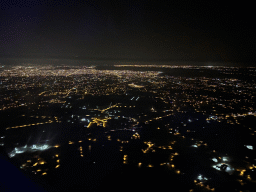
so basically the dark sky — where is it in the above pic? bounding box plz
[0,0,255,65]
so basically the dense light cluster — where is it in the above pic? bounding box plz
[1,64,256,191]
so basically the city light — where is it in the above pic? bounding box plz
[1,64,256,191]
[8,144,51,158]
[245,145,253,150]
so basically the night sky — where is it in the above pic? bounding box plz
[0,1,255,65]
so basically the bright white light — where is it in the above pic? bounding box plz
[192,145,197,148]
[31,144,49,150]
[9,143,50,158]
[209,115,217,120]
[212,163,233,174]
[245,145,253,150]
[41,145,48,150]
[212,165,221,171]
[197,174,208,181]
[223,157,228,162]
[212,158,218,163]
[15,148,25,153]
[81,118,86,121]
[9,153,15,158]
